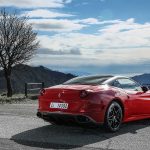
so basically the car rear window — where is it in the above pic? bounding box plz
[63,76,112,85]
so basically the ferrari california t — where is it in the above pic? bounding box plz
[37,75,150,132]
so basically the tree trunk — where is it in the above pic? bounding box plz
[4,71,13,97]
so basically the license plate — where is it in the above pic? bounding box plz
[50,102,68,109]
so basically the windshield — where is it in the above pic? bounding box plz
[63,75,113,85]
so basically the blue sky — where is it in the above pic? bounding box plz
[1,0,150,75]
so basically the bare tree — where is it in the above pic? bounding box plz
[0,9,39,97]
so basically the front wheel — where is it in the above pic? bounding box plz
[104,101,123,132]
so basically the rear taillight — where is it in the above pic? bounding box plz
[40,89,45,96]
[80,90,88,98]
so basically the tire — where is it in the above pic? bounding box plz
[104,101,123,132]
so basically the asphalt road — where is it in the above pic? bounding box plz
[0,103,150,150]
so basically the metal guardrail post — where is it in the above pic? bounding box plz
[42,82,44,89]
[25,83,28,97]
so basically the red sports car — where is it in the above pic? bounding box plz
[37,75,150,132]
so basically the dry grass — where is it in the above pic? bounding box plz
[0,94,38,104]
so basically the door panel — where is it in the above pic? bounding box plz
[127,90,150,115]
[136,91,150,115]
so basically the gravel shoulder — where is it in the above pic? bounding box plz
[0,94,38,104]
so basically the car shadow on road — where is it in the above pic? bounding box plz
[11,119,150,149]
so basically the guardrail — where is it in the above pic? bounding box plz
[25,82,44,97]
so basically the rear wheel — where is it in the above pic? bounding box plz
[104,101,123,132]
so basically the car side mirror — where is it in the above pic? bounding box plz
[141,86,149,93]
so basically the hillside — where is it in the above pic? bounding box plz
[0,64,75,93]
[132,73,150,85]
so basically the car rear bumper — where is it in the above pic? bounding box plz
[37,111,102,126]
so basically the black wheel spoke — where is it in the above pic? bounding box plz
[109,119,113,126]
[108,114,113,119]
[116,117,121,123]
[116,114,121,120]
[108,118,113,122]
[111,120,115,128]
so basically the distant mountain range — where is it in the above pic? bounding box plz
[132,73,150,85]
[0,64,75,93]
[0,64,150,93]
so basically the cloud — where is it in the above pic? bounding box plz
[65,0,72,3]
[75,18,122,25]
[98,18,150,48]
[98,19,122,25]
[37,48,81,55]
[35,18,150,68]
[99,18,150,34]
[22,9,74,18]
[30,19,86,32]
[0,0,72,8]
[31,48,150,69]
[76,18,100,24]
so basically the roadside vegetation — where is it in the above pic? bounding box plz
[0,94,38,104]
